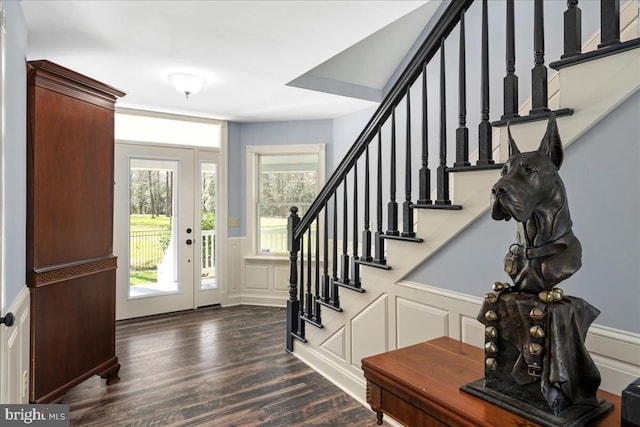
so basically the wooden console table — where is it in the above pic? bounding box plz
[362,337,621,426]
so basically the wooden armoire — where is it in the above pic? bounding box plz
[26,60,125,403]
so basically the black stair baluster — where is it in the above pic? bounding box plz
[351,165,361,288]
[502,0,520,120]
[305,227,313,319]
[319,199,342,312]
[301,225,321,327]
[331,191,340,307]
[530,0,550,114]
[361,145,373,262]
[314,217,322,323]
[316,199,342,312]
[286,207,303,350]
[563,0,582,58]
[340,178,350,284]
[455,9,471,167]
[321,204,331,303]
[477,0,495,166]
[387,109,399,235]
[298,233,306,338]
[599,0,620,48]
[417,62,432,205]
[402,86,416,237]
[373,130,386,265]
[436,37,452,205]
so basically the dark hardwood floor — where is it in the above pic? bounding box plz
[63,305,379,426]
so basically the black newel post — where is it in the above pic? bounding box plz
[502,0,520,120]
[455,9,471,167]
[286,206,301,351]
[563,0,582,58]
[477,0,495,166]
[599,0,620,48]
[530,0,550,114]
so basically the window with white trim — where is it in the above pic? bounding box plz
[247,145,325,255]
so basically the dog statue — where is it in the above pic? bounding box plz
[462,116,611,424]
[491,115,581,293]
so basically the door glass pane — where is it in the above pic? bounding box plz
[128,158,179,297]
[200,162,217,290]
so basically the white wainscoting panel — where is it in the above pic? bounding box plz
[321,327,345,360]
[244,264,270,291]
[1,286,29,403]
[351,295,388,369]
[396,297,448,349]
[225,238,243,305]
[460,314,485,349]
[273,265,290,292]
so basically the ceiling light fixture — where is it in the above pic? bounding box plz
[168,72,206,99]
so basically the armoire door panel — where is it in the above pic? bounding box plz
[30,270,116,402]
[30,89,115,269]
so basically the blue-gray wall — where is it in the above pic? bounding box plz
[407,90,640,333]
[5,2,27,307]
[227,119,334,237]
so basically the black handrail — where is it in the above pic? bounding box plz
[293,0,475,240]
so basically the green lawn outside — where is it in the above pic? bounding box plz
[130,214,170,231]
[129,215,170,285]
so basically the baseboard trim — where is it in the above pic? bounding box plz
[291,343,404,427]
[238,295,286,307]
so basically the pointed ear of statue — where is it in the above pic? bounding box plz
[507,123,520,157]
[538,114,563,169]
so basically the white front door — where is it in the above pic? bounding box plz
[114,143,220,319]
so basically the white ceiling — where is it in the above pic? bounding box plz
[21,1,439,122]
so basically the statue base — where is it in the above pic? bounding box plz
[465,290,613,426]
[462,379,613,427]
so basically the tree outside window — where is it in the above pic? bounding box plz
[258,153,319,254]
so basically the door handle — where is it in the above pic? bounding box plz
[186,239,193,245]
[1,312,14,327]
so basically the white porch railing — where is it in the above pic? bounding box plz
[202,229,216,274]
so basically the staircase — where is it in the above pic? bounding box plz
[286,0,640,407]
